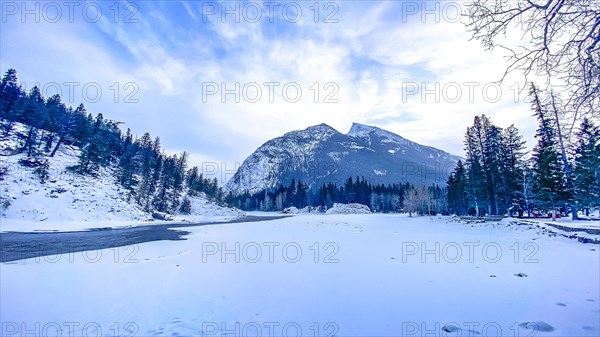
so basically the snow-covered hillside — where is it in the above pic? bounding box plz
[0,122,243,232]
[2,214,598,336]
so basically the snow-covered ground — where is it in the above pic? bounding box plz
[2,214,598,336]
[514,217,600,230]
[0,123,243,233]
[507,216,600,243]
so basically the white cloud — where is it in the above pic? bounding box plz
[0,0,540,177]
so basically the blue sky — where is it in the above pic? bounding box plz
[1,0,536,183]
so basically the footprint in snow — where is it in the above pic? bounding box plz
[519,321,555,332]
[442,325,480,335]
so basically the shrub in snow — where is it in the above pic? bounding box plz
[34,159,50,183]
[325,203,371,215]
[179,197,192,214]
[152,211,173,221]
[298,206,324,213]
[174,196,246,220]
[0,165,7,180]
[282,206,299,214]
[18,157,46,168]
[51,187,68,194]
[0,197,10,211]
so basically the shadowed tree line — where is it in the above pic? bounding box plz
[227,176,447,215]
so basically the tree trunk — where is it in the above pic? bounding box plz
[26,127,37,158]
[3,120,14,136]
[571,204,579,220]
[550,91,577,220]
[50,136,63,157]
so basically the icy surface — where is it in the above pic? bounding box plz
[2,214,598,336]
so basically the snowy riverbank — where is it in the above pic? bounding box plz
[2,214,598,336]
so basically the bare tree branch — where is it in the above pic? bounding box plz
[465,0,600,123]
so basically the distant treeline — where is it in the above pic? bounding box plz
[227,176,447,215]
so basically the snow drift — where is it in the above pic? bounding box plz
[325,203,371,214]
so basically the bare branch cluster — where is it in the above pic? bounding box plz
[466,0,600,120]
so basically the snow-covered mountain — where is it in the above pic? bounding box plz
[225,122,462,195]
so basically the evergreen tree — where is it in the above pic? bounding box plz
[135,133,155,203]
[119,128,140,189]
[531,85,566,220]
[465,154,486,216]
[572,118,600,211]
[78,114,112,173]
[45,95,76,157]
[146,155,163,211]
[171,151,188,211]
[0,69,23,134]
[19,87,47,157]
[447,160,468,215]
[500,125,527,214]
[464,116,493,214]
[179,197,192,214]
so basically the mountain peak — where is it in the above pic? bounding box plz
[347,123,404,141]
[300,123,338,137]
[347,122,379,137]
[308,123,336,131]
[279,123,339,143]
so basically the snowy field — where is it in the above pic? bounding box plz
[1,214,599,337]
